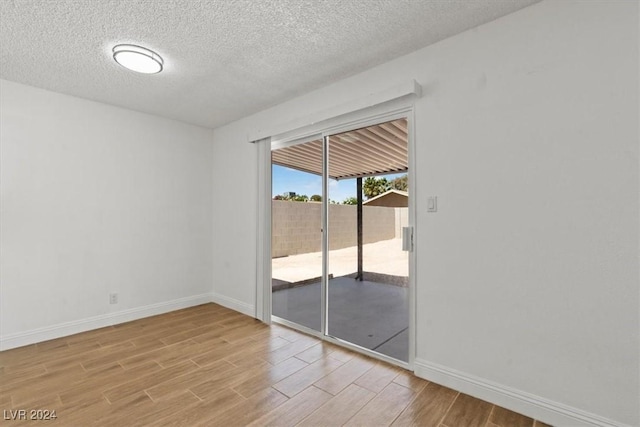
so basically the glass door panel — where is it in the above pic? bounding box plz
[271,139,323,332]
[326,120,409,362]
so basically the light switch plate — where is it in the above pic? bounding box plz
[427,196,437,212]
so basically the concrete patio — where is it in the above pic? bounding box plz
[272,238,409,362]
[272,238,408,282]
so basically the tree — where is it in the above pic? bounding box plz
[363,177,389,199]
[390,174,408,191]
[310,194,322,202]
[342,197,358,205]
[274,192,309,202]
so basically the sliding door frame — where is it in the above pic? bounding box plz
[259,103,417,370]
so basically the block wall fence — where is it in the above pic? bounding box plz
[272,200,408,258]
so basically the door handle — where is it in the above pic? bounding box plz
[402,227,413,252]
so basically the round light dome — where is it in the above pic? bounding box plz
[112,44,163,74]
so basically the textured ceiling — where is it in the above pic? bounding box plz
[0,0,539,129]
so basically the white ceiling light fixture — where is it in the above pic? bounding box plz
[112,44,163,74]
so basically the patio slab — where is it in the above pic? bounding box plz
[272,238,408,284]
[272,276,408,362]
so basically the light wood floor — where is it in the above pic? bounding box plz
[0,304,550,426]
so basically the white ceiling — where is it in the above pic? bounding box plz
[0,0,539,129]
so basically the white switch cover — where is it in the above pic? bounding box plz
[427,196,437,212]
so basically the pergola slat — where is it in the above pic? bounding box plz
[272,118,407,180]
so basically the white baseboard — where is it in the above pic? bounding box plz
[211,292,255,317]
[414,359,630,427]
[0,293,214,351]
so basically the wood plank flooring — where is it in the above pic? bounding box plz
[0,304,550,426]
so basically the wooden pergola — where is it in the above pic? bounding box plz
[272,118,408,280]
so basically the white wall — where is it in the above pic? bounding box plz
[0,80,214,349]
[211,1,639,426]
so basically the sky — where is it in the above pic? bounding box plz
[272,165,404,203]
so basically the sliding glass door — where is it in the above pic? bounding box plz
[271,118,410,363]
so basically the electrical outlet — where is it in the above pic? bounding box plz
[109,293,118,304]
